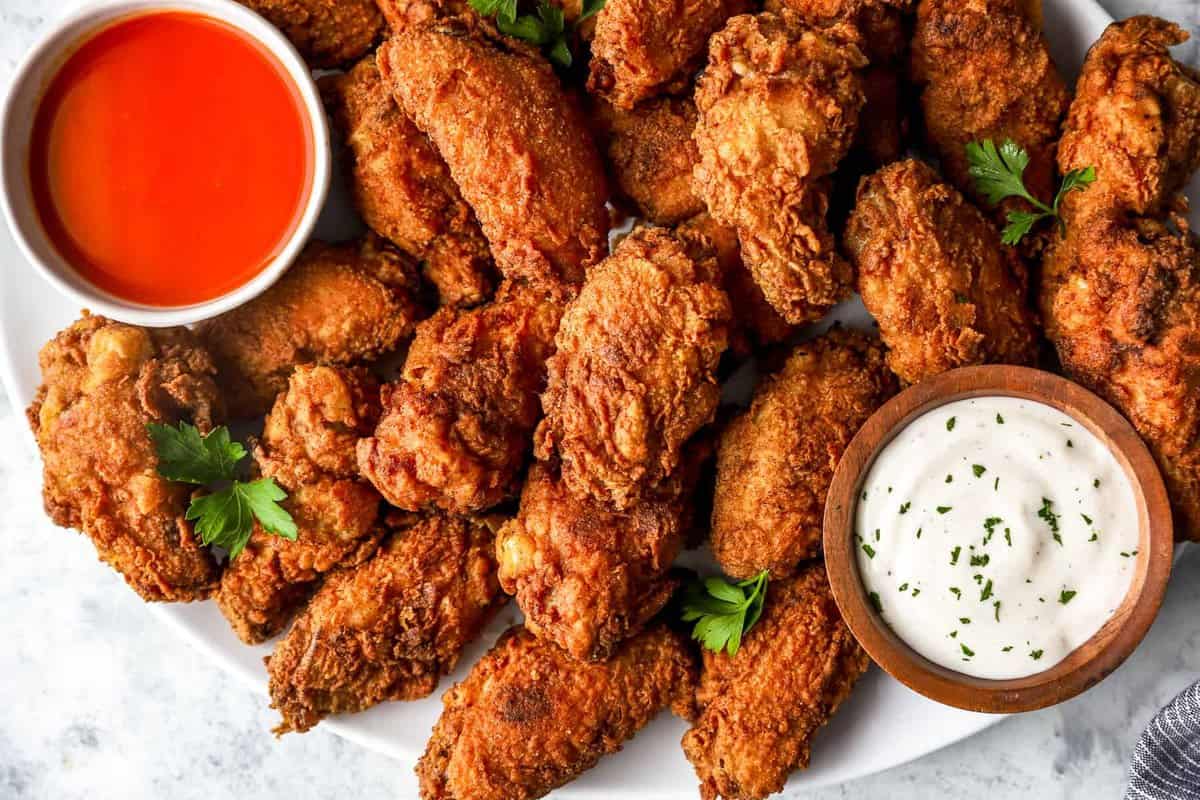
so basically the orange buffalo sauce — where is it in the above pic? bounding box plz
[29,12,313,307]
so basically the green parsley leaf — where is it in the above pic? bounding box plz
[993,600,1001,622]
[1081,513,1093,525]
[996,413,1005,424]
[681,570,769,656]
[578,0,606,21]
[1038,497,1062,544]
[961,643,975,658]
[946,416,956,431]
[186,479,298,559]
[1030,649,1044,660]
[970,553,990,567]
[868,591,883,614]
[950,587,962,600]
[950,546,962,565]
[898,582,909,592]
[1059,589,1077,605]
[899,502,911,514]
[980,579,994,602]
[147,422,246,485]
[937,506,953,514]
[972,464,987,478]
[1002,645,1013,652]
[945,474,953,483]
[862,543,877,559]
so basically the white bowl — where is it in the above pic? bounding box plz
[0,0,330,327]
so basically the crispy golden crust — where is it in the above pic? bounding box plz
[196,238,421,418]
[236,0,383,68]
[379,21,609,290]
[323,56,496,309]
[214,366,385,644]
[845,159,1039,383]
[358,281,565,513]
[693,12,866,324]
[682,565,869,800]
[711,330,897,578]
[267,513,504,733]
[27,315,222,601]
[417,624,698,800]
[535,227,730,509]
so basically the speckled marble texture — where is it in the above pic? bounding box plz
[3,0,1200,797]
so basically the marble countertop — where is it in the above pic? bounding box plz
[2,1,1200,797]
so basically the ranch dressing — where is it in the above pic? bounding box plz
[855,397,1139,679]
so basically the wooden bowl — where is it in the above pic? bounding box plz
[823,365,1174,713]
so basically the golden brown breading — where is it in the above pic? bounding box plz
[682,565,869,800]
[693,12,867,324]
[358,281,565,513]
[322,56,496,309]
[267,512,504,734]
[1041,17,1200,542]
[535,227,730,509]
[197,238,422,418]
[379,21,609,290]
[417,624,697,800]
[710,330,897,578]
[845,159,1039,383]
[236,0,383,68]
[214,366,385,644]
[27,315,222,601]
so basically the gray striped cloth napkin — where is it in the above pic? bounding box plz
[1126,681,1200,799]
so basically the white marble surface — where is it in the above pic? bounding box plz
[3,1,1200,797]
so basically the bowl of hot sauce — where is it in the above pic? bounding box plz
[1,0,330,325]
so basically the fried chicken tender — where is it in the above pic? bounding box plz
[682,565,869,800]
[711,330,897,578]
[693,12,867,324]
[197,238,421,418]
[1041,17,1200,541]
[417,624,697,800]
[845,159,1039,383]
[358,281,565,513]
[28,315,222,601]
[267,512,504,733]
[379,21,609,290]
[236,0,383,68]
[535,227,731,509]
[214,366,385,644]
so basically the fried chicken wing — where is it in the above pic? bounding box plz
[236,0,383,68]
[417,624,697,800]
[197,238,421,418]
[693,12,867,324]
[379,21,609,290]
[845,159,1039,383]
[27,314,222,601]
[215,366,385,644]
[535,227,730,509]
[682,564,869,800]
[267,512,504,733]
[711,330,897,578]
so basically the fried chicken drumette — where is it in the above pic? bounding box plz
[535,227,731,509]
[236,0,383,68]
[417,624,697,800]
[682,565,869,800]
[845,159,1039,383]
[197,237,421,417]
[711,330,897,578]
[267,512,504,733]
[1041,17,1200,541]
[693,12,867,324]
[28,315,222,601]
[214,366,386,644]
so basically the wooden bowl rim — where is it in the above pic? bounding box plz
[823,365,1174,714]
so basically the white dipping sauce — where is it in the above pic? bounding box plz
[855,397,1140,679]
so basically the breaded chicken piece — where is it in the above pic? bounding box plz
[1041,17,1200,541]
[682,565,869,800]
[236,0,383,68]
[535,227,731,509]
[197,238,422,418]
[267,512,504,733]
[322,56,495,309]
[693,12,867,324]
[711,330,897,578]
[379,21,609,290]
[27,315,222,601]
[214,366,385,644]
[358,281,565,513]
[417,624,698,800]
[845,159,1039,383]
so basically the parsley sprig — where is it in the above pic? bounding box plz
[469,0,605,67]
[148,422,297,559]
[681,570,769,656]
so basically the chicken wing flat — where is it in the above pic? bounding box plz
[682,564,869,800]
[535,227,730,509]
[236,0,383,68]
[379,20,609,290]
[215,366,385,644]
[27,314,222,601]
[693,12,867,324]
[417,624,697,800]
[1041,17,1200,541]
[845,159,1039,383]
[711,330,897,578]
[267,512,504,733]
